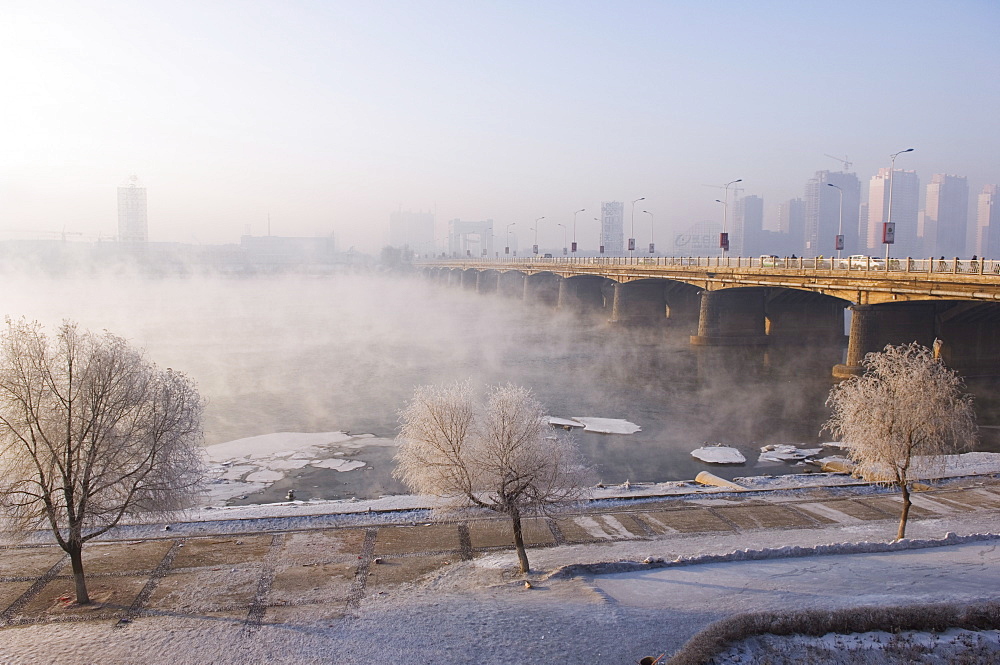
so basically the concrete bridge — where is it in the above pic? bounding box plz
[416,256,1000,378]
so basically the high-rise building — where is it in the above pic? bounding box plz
[389,210,435,254]
[733,194,764,256]
[924,174,969,258]
[117,175,148,243]
[976,184,1000,258]
[600,201,624,254]
[776,198,805,256]
[866,168,920,257]
[448,219,494,257]
[804,171,861,258]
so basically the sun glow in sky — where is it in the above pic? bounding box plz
[2,0,999,251]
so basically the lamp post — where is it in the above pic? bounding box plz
[557,223,568,255]
[643,210,655,254]
[505,222,516,256]
[595,217,604,254]
[715,199,727,257]
[884,148,914,263]
[827,183,844,259]
[629,197,644,258]
[720,179,741,258]
[532,216,545,255]
[572,208,585,253]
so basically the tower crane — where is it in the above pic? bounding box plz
[0,228,85,242]
[701,183,745,199]
[824,154,853,171]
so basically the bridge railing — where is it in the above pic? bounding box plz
[417,255,1000,276]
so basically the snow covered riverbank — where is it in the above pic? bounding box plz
[184,449,1000,525]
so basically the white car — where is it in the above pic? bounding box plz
[838,255,885,270]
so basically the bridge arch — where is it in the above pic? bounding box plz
[416,262,1000,377]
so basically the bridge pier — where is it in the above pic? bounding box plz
[460,269,478,290]
[610,281,667,325]
[766,293,846,345]
[558,276,606,314]
[832,303,937,378]
[832,305,877,378]
[497,271,526,298]
[664,284,702,334]
[690,289,769,346]
[938,304,1000,373]
[523,273,560,306]
[476,270,497,294]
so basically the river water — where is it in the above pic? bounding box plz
[2,270,997,503]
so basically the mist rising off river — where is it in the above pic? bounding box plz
[3,271,997,502]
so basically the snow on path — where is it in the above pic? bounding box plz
[4,500,1000,664]
[593,539,1000,612]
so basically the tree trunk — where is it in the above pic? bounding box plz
[67,541,91,605]
[896,483,911,541]
[510,508,530,574]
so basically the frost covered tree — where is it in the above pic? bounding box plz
[0,319,204,604]
[824,342,976,540]
[394,381,593,573]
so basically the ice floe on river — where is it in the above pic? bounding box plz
[691,444,747,464]
[548,416,642,434]
[202,431,394,504]
[758,444,823,463]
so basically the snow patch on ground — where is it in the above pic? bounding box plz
[549,531,1000,579]
[714,627,1000,664]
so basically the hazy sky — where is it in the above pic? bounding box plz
[2,0,999,251]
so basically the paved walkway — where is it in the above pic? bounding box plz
[2,478,999,631]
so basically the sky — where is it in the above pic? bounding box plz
[2,0,999,252]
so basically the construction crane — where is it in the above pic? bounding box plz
[1,228,85,242]
[824,154,853,171]
[701,183,745,199]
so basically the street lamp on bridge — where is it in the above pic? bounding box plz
[532,216,545,255]
[884,148,914,263]
[572,208,585,253]
[720,179,741,258]
[595,217,604,254]
[629,197,644,257]
[643,210,655,254]
[827,183,844,259]
[557,223,568,255]
[505,222,516,256]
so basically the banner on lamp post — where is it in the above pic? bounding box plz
[882,222,895,244]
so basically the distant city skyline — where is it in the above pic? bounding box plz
[2,1,998,253]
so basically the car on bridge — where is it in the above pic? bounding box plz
[838,255,885,270]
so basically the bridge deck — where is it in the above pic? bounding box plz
[419,256,1000,304]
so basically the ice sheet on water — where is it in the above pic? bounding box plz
[571,417,641,434]
[758,444,822,463]
[691,445,746,464]
[311,458,367,472]
[548,416,585,429]
[202,431,378,505]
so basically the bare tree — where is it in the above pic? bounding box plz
[824,342,976,540]
[394,381,593,573]
[0,319,204,604]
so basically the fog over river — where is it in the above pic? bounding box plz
[2,271,997,503]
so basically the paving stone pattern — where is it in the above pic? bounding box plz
[1,482,998,630]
